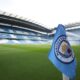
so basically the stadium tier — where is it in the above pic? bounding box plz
[0,12,80,45]
[0,13,52,44]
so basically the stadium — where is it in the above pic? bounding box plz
[0,11,80,45]
[0,12,80,80]
[0,12,52,44]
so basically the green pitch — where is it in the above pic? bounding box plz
[0,44,79,80]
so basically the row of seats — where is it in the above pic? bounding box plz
[0,25,50,44]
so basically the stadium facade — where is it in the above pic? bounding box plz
[0,12,80,45]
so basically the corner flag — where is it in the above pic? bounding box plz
[48,24,76,78]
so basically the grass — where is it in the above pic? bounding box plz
[0,44,79,80]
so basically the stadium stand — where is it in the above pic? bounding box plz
[66,23,80,45]
[0,11,51,44]
[0,11,80,45]
[49,23,80,45]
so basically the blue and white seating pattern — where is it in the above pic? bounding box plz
[0,26,49,44]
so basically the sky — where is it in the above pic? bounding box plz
[0,0,80,29]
